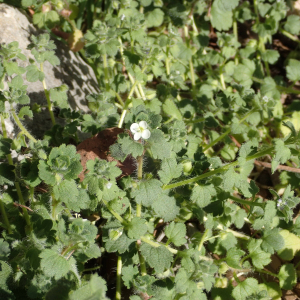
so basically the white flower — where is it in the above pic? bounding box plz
[106,182,112,189]
[120,14,125,21]
[130,121,151,141]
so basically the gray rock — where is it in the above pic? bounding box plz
[0,4,98,139]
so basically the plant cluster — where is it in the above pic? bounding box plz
[1,0,300,299]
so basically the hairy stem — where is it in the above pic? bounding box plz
[103,54,110,92]
[115,256,122,300]
[136,155,143,217]
[204,108,258,151]
[1,115,30,232]
[198,229,209,252]
[11,110,37,142]
[228,195,265,208]
[163,146,274,190]
[102,198,127,225]
[0,198,12,234]
[15,181,32,230]
[40,62,56,125]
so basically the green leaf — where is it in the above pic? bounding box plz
[147,129,171,159]
[261,50,279,64]
[38,160,55,185]
[278,264,296,290]
[232,278,259,300]
[118,134,144,158]
[0,137,11,158]
[284,15,300,35]
[69,274,109,300]
[26,64,45,82]
[248,239,271,269]
[233,59,255,86]
[49,84,69,108]
[253,201,277,230]
[0,260,13,295]
[43,51,60,66]
[165,222,186,246]
[20,159,41,187]
[234,209,247,229]
[175,268,190,294]
[3,61,26,76]
[122,265,139,289]
[0,239,10,260]
[191,184,217,208]
[39,249,71,280]
[271,139,291,173]
[140,243,173,274]
[133,179,162,207]
[53,180,79,206]
[261,228,285,254]
[0,163,15,185]
[277,230,300,260]
[127,217,148,239]
[162,98,182,120]
[158,157,183,184]
[258,282,282,300]
[286,59,300,81]
[18,106,33,119]
[226,247,245,269]
[151,194,180,222]
[104,224,135,254]
[211,0,233,31]
[146,8,164,27]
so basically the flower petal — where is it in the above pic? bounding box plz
[134,132,142,140]
[142,129,151,140]
[130,123,139,133]
[139,121,148,129]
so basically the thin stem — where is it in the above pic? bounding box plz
[187,117,205,124]
[15,182,32,230]
[118,66,147,128]
[140,236,178,254]
[165,46,171,76]
[253,0,259,24]
[233,12,238,65]
[137,242,147,276]
[252,76,300,95]
[115,256,122,300]
[228,195,265,208]
[163,146,274,190]
[280,28,300,43]
[83,265,101,272]
[11,110,37,142]
[233,272,241,283]
[138,83,146,100]
[102,198,127,225]
[115,92,125,107]
[136,155,143,217]
[256,268,279,278]
[0,198,12,234]
[259,38,270,76]
[189,59,196,87]
[40,63,56,125]
[103,54,110,92]
[61,243,79,257]
[51,193,58,221]
[1,115,31,231]
[203,108,258,151]
[198,229,209,252]
[220,72,226,90]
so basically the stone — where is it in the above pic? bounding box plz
[0,4,99,139]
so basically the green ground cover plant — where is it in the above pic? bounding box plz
[1,0,300,299]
